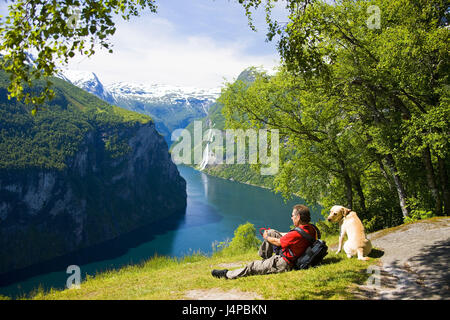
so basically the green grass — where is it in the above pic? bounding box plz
[111,105,152,124]
[16,215,449,300]
[28,233,376,300]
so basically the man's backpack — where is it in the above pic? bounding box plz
[291,225,328,270]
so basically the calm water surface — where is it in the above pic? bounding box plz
[0,165,322,298]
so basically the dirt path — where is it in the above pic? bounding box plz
[356,217,450,300]
[184,262,263,300]
[184,288,263,300]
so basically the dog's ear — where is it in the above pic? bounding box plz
[343,207,351,216]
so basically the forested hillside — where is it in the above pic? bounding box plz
[178,67,275,189]
[0,70,150,170]
[0,70,187,274]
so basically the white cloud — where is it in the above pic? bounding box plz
[66,15,280,88]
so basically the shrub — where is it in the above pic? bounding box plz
[315,220,340,236]
[362,215,385,233]
[214,222,261,256]
[404,209,435,224]
[404,197,436,224]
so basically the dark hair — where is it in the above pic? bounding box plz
[292,204,311,223]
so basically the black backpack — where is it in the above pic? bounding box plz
[284,225,328,270]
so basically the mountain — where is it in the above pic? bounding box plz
[107,81,220,142]
[177,67,275,188]
[0,70,187,274]
[58,69,221,145]
[58,69,114,103]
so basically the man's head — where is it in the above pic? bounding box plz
[291,204,311,226]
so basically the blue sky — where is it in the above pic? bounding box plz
[1,0,287,88]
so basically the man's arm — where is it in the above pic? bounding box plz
[263,231,282,247]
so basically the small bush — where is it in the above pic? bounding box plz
[315,220,339,236]
[214,222,261,256]
[404,209,435,224]
[363,215,385,233]
[404,197,436,224]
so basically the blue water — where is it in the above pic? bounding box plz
[0,165,322,298]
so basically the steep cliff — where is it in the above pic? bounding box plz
[0,72,187,274]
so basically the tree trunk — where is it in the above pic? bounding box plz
[384,154,410,218]
[353,176,367,215]
[438,155,450,216]
[422,147,442,216]
[377,157,394,191]
[343,172,353,210]
[335,146,353,209]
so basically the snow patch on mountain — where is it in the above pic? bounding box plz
[58,68,221,107]
[106,81,221,105]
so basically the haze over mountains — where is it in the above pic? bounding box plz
[58,68,221,144]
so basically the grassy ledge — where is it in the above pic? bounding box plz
[21,230,378,300]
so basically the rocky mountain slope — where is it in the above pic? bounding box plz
[57,69,115,103]
[0,71,187,274]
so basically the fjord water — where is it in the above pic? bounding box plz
[0,165,322,298]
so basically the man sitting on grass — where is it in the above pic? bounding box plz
[211,204,317,279]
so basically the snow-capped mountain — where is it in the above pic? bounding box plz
[58,68,221,144]
[107,82,220,107]
[58,69,115,103]
[106,82,220,143]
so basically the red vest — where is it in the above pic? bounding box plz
[279,224,317,264]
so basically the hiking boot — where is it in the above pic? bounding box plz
[211,269,228,279]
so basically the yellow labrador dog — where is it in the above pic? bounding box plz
[327,205,372,260]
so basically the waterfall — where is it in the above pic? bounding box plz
[199,119,215,170]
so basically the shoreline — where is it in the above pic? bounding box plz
[184,164,324,218]
[187,164,317,204]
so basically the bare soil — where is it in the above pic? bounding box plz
[184,288,263,300]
